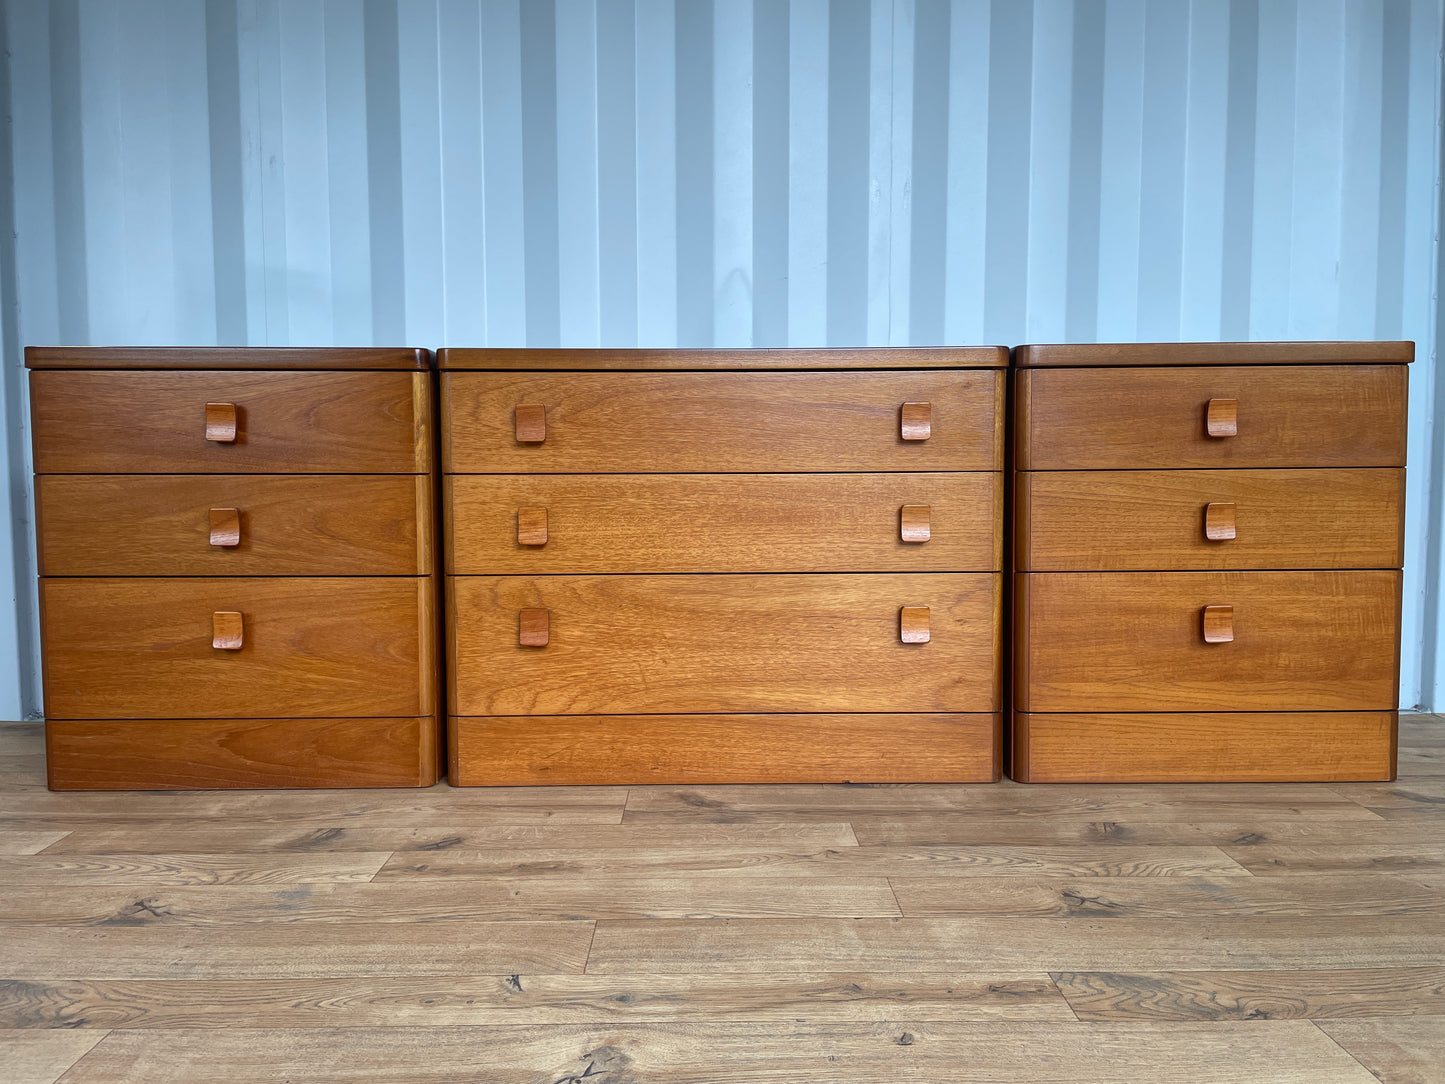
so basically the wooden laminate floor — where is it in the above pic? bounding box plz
[1,718,1443,1083]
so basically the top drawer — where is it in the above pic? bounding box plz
[1016,366,1407,470]
[31,370,432,474]
[443,371,1004,473]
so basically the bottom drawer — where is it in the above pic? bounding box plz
[1010,711,1396,783]
[45,717,441,790]
[451,714,1001,785]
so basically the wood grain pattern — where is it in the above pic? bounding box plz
[0,830,70,854]
[25,346,431,371]
[31,370,430,474]
[0,1031,106,1084]
[438,346,1010,370]
[44,1022,1381,1083]
[1015,469,1404,572]
[447,473,1002,574]
[1015,571,1400,712]
[0,852,388,885]
[37,475,433,576]
[442,370,1005,473]
[1053,967,1445,1020]
[585,916,1445,973]
[0,922,595,979]
[1010,712,1397,783]
[1318,1018,1445,1083]
[449,573,1000,715]
[888,873,1442,918]
[41,578,432,719]
[1015,365,1407,469]
[44,718,440,790]
[1013,340,1414,367]
[450,714,1001,785]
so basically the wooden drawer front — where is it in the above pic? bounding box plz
[450,714,1001,785]
[41,577,433,719]
[1011,712,1395,783]
[1017,469,1403,572]
[46,717,440,789]
[1017,365,1407,469]
[1017,570,1400,713]
[449,473,1000,574]
[31,370,430,474]
[443,371,1003,472]
[451,573,1000,715]
[38,475,433,577]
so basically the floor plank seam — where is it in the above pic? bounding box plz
[581,920,599,975]
[366,852,396,883]
[1309,1019,1383,1080]
[49,1027,112,1084]
[1046,971,1088,1023]
[884,876,906,917]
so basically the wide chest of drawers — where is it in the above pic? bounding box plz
[439,348,1007,785]
[1010,341,1411,783]
[28,347,442,789]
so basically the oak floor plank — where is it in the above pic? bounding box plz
[374,844,1250,880]
[0,921,594,979]
[0,879,903,925]
[0,973,1070,1028]
[40,822,860,855]
[51,1022,1378,1083]
[1317,1018,1445,1084]
[0,830,71,855]
[585,916,1445,973]
[0,853,389,885]
[622,782,1387,822]
[1052,968,1445,1020]
[0,723,44,757]
[1222,844,1445,875]
[889,873,1445,918]
[0,1031,108,1084]
[1185,821,1445,847]
[1326,780,1445,812]
[850,816,1214,846]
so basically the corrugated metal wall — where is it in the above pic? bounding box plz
[1,0,1443,717]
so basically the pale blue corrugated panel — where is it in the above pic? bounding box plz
[0,0,1442,716]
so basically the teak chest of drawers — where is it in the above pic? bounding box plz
[439,348,1008,785]
[28,347,442,789]
[1010,341,1410,783]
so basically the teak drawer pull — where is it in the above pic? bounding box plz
[900,505,932,543]
[519,608,550,647]
[900,606,931,644]
[208,508,241,548]
[212,611,244,650]
[1204,502,1237,542]
[1206,398,1238,438]
[1202,605,1234,644]
[515,404,547,443]
[900,402,932,441]
[517,507,548,546]
[205,402,238,443]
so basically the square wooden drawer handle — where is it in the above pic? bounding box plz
[517,506,548,547]
[205,402,238,443]
[900,606,931,644]
[519,608,550,647]
[1206,398,1238,438]
[515,404,547,443]
[1204,502,1236,542]
[900,402,932,441]
[209,507,241,548]
[900,505,932,543]
[212,611,243,650]
[1202,605,1234,644]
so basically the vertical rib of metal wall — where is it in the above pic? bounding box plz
[1,0,1443,716]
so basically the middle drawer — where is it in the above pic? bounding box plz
[449,473,1000,573]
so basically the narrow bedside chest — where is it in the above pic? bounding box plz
[28,347,442,789]
[1011,341,1410,783]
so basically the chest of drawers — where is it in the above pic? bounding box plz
[28,347,442,789]
[1010,341,1410,782]
[439,348,1007,785]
